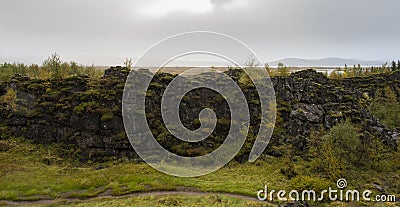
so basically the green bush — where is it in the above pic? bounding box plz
[0,88,17,111]
[369,86,400,129]
[326,120,362,165]
[308,120,362,178]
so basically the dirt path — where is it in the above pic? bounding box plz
[1,191,268,206]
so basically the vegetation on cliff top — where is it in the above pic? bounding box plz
[1,54,399,83]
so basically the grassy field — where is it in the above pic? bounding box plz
[23,195,269,207]
[0,137,399,206]
[0,138,287,199]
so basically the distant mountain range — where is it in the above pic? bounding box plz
[268,58,385,67]
[153,57,386,68]
[1,56,388,68]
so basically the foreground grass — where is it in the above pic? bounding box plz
[0,138,398,206]
[0,138,287,200]
[28,195,269,207]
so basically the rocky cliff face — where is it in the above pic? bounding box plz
[271,70,399,155]
[0,67,398,162]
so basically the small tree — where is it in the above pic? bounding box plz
[60,62,71,77]
[1,87,17,111]
[244,56,259,68]
[83,63,101,78]
[124,57,133,70]
[330,71,343,80]
[264,63,273,76]
[70,61,81,76]
[327,120,362,165]
[29,64,40,79]
[0,63,14,83]
[369,86,400,129]
[391,60,397,71]
[356,64,363,76]
[308,130,343,179]
[43,53,62,80]
[277,62,289,76]
[309,120,362,178]
[366,135,388,170]
[398,60,400,70]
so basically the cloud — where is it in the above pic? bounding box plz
[209,0,233,8]
[0,0,399,65]
[136,0,214,18]
[210,0,248,11]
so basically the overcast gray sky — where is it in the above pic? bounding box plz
[0,0,399,65]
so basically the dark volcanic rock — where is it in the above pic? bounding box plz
[290,103,324,123]
[103,66,130,78]
[0,68,399,161]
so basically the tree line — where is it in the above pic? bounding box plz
[330,60,400,79]
[0,53,103,83]
[2,54,399,82]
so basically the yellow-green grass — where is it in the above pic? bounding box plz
[0,137,399,207]
[0,138,287,201]
[28,195,270,207]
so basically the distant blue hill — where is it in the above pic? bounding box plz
[268,57,384,67]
